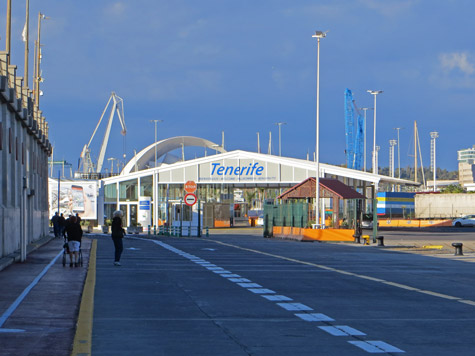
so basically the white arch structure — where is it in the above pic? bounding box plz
[121,136,226,174]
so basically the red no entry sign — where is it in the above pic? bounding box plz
[184,193,197,206]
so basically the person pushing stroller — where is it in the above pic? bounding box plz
[65,215,83,267]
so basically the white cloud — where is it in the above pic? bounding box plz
[439,52,475,75]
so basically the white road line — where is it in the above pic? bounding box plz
[207,239,469,309]
[418,290,460,300]
[237,283,262,288]
[458,299,475,306]
[277,303,312,311]
[0,249,63,328]
[319,325,366,336]
[295,313,334,322]
[150,239,404,353]
[228,278,251,282]
[212,270,232,274]
[349,340,405,353]
[248,288,275,294]
[262,295,293,301]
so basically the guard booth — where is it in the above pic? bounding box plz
[264,178,366,236]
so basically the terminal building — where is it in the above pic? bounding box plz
[98,136,418,233]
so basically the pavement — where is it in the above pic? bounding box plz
[2,227,475,355]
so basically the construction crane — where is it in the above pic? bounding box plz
[344,89,364,170]
[79,92,127,174]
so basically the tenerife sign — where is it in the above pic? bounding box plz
[210,162,264,176]
[199,159,278,182]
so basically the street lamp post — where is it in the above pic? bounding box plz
[430,131,439,192]
[312,30,326,228]
[150,120,163,168]
[360,107,373,171]
[274,122,287,156]
[367,90,383,174]
[393,127,403,179]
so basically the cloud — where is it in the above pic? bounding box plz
[439,52,475,75]
[430,51,475,89]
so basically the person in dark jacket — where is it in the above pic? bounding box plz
[111,210,125,266]
[65,215,83,267]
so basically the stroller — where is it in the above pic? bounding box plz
[62,237,83,267]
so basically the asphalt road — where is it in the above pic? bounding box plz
[92,231,475,355]
[2,229,475,356]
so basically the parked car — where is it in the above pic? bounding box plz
[452,215,475,227]
[361,213,378,229]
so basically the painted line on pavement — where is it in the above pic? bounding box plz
[149,239,404,353]
[349,340,405,353]
[71,239,97,356]
[206,239,475,307]
[0,248,63,330]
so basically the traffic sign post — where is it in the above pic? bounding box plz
[184,181,197,193]
[184,193,197,206]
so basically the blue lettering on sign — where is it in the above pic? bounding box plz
[139,201,150,206]
[211,162,264,176]
[139,206,150,210]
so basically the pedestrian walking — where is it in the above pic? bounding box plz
[59,213,66,237]
[65,215,83,267]
[111,210,125,266]
[51,212,60,237]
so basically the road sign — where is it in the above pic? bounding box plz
[184,180,197,193]
[184,193,197,206]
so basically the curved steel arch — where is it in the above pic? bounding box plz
[121,136,226,174]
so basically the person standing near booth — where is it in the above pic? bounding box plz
[111,210,125,266]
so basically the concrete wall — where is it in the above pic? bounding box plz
[0,52,51,259]
[415,194,475,219]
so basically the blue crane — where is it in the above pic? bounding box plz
[344,89,364,170]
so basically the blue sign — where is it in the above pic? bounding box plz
[211,162,264,176]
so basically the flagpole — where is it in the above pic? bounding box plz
[24,0,30,87]
[6,0,12,64]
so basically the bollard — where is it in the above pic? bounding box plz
[452,242,463,256]
[154,225,157,235]
[206,227,209,237]
[353,234,361,244]
[188,226,191,237]
[362,235,370,245]
[376,236,384,247]
[148,225,151,235]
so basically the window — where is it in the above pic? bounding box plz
[119,179,138,201]
[140,175,153,198]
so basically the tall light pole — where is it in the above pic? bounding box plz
[24,0,30,87]
[430,131,439,192]
[360,107,373,171]
[393,127,403,179]
[274,122,286,156]
[389,139,397,178]
[367,90,383,174]
[150,119,163,168]
[312,30,326,228]
[34,12,49,107]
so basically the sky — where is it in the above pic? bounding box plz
[2,0,475,174]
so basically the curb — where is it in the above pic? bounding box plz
[71,239,97,356]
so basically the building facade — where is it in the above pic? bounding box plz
[100,137,417,233]
[0,53,52,260]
